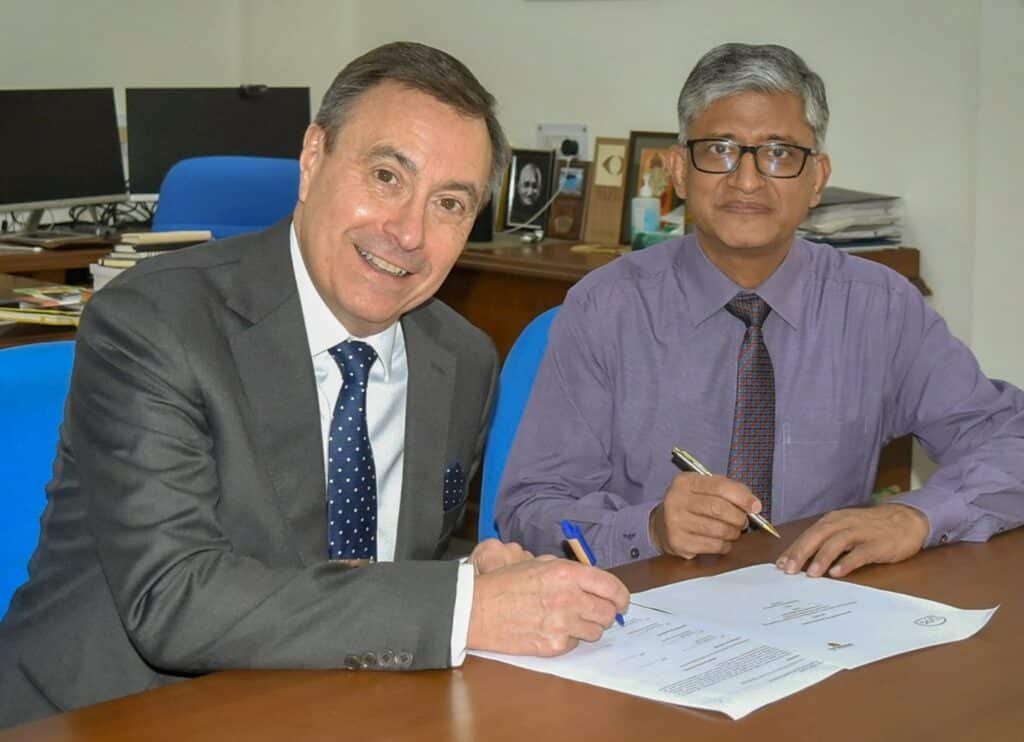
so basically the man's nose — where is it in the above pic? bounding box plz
[728,150,763,192]
[383,199,425,250]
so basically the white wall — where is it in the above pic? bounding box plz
[972,0,1024,384]
[0,0,245,109]
[3,0,1020,389]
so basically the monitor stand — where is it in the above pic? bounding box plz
[4,207,114,247]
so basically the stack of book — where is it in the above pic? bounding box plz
[90,230,212,289]
[0,284,92,326]
[799,187,902,249]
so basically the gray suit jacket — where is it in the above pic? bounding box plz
[0,221,498,727]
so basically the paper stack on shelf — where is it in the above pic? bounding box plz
[799,186,902,249]
[90,230,212,290]
[0,283,92,326]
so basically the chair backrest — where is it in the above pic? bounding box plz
[151,155,300,239]
[478,306,560,541]
[0,341,75,617]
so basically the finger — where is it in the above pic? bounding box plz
[682,474,762,513]
[803,528,859,577]
[777,517,849,574]
[826,544,875,578]
[664,530,734,558]
[668,502,747,537]
[569,563,630,612]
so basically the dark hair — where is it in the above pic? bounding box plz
[315,41,510,200]
[678,43,830,150]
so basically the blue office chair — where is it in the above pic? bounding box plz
[151,156,300,239]
[478,306,560,541]
[0,340,75,618]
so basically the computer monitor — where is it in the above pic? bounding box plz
[0,88,127,232]
[126,86,310,195]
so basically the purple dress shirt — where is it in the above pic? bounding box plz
[495,235,1024,567]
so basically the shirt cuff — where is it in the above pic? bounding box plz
[449,559,475,666]
[607,500,663,565]
[891,485,971,547]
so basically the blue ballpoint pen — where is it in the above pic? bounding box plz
[560,520,626,626]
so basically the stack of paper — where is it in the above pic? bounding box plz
[90,230,212,290]
[0,283,92,326]
[799,186,902,248]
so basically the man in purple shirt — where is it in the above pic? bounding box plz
[496,42,1024,577]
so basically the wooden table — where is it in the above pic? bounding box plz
[0,245,110,284]
[7,519,1018,741]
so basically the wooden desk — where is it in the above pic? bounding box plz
[8,520,1019,742]
[437,242,929,535]
[0,245,110,284]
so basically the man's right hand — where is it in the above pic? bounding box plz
[467,556,629,657]
[649,472,762,558]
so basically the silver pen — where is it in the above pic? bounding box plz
[671,447,781,538]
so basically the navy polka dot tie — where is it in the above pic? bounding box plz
[725,294,775,520]
[326,340,378,561]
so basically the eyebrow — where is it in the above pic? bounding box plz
[703,132,805,145]
[366,144,481,210]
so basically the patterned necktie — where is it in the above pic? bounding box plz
[326,339,378,561]
[725,293,775,519]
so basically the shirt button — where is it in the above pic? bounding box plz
[630,547,640,559]
[939,534,949,544]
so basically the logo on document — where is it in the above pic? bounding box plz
[914,615,947,627]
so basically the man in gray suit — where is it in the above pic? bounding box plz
[0,42,628,727]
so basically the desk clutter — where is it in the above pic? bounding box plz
[0,284,91,326]
[89,230,212,290]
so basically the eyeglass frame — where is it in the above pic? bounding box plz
[685,138,818,179]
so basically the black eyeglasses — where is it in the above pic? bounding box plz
[686,138,817,179]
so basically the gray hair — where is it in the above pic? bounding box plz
[315,41,510,203]
[677,43,829,150]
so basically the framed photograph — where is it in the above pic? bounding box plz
[619,131,682,245]
[504,148,556,230]
[546,161,591,241]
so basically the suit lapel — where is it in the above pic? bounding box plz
[228,221,327,566]
[394,304,455,560]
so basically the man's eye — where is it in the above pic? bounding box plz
[438,197,465,213]
[374,169,397,184]
[766,145,792,160]
[710,142,732,156]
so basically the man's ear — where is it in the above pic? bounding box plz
[808,152,831,209]
[298,123,326,203]
[669,144,688,200]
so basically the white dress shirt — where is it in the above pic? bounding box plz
[289,226,473,664]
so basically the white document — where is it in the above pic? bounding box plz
[471,563,996,719]
[633,564,997,669]
[472,605,841,720]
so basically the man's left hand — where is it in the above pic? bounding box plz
[776,504,930,578]
[470,539,533,575]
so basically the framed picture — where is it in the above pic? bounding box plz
[619,131,682,245]
[504,148,556,230]
[582,136,629,245]
[546,161,590,241]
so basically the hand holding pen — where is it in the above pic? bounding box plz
[649,447,780,558]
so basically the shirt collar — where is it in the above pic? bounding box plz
[289,224,398,379]
[678,233,804,331]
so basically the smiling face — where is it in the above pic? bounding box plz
[670,91,830,275]
[293,81,492,337]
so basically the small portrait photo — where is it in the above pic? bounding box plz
[557,165,586,197]
[505,148,555,229]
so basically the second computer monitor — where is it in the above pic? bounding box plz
[126,86,310,195]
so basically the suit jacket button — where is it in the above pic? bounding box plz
[380,650,396,668]
[397,650,413,668]
[360,651,379,669]
[344,654,361,670]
